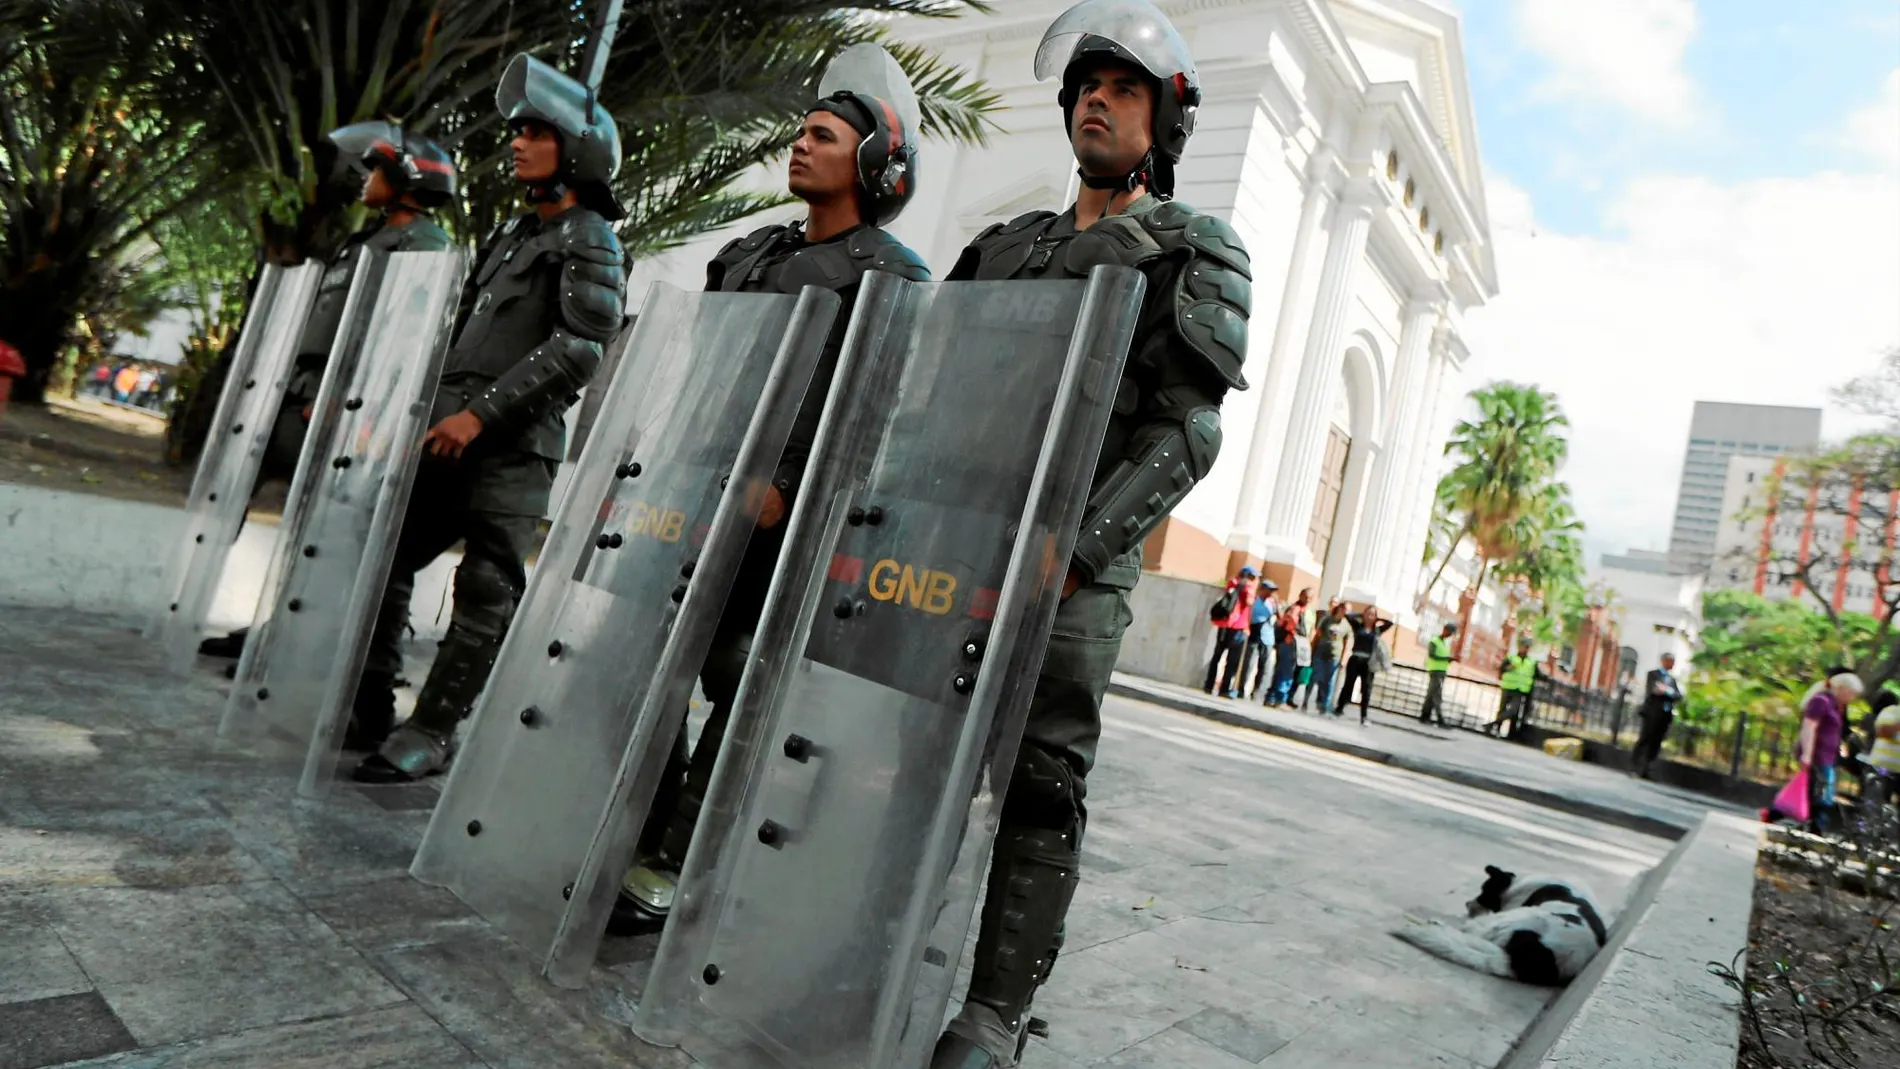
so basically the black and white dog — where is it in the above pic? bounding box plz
[1393,865,1609,986]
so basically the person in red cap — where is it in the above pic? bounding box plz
[0,338,25,422]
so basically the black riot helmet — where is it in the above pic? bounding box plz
[807,44,922,227]
[496,53,624,220]
[1036,0,1203,198]
[326,121,457,208]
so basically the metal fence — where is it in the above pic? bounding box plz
[1356,661,1804,786]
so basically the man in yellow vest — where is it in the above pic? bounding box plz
[1490,636,1538,738]
[1419,622,1457,727]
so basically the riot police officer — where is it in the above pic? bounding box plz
[352,55,628,778]
[611,43,931,930]
[196,123,455,665]
[933,1,1251,1064]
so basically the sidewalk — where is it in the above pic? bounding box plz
[1110,674,1745,840]
[2,607,1676,1068]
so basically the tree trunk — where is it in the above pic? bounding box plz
[1415,515,1476,615]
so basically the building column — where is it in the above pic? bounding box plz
[1339,297,1441,607]
[1228,146,1339,552]
[1257,180,1378,574]
[1385,338,1456,612]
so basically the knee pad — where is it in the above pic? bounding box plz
[1002,743,1085,835]
[450,555,521,641]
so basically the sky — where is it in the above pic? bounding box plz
[1439,0,1900,568]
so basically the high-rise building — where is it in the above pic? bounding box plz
[1668,402,1822,570]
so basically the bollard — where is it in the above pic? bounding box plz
[1728,709,1749,779]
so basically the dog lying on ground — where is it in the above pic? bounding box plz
[1392,864,1609,986]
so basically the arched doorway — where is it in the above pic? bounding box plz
[1305,384,1354,581]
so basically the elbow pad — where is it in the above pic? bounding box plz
[558,218,628,344]
[1071,404,1222,585]
[468,328,603,430]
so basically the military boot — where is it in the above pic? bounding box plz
[932,823,1080,1067]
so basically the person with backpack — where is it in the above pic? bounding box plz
[1203,565,1257,698]
[1242,577,1280,699]
[1334,606,1394,724]
[1267,587,1313,706]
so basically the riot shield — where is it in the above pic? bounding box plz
[632,266,1144,1068]
[147,263,323,672]
[409,283,842,984]
[218,250,467,794]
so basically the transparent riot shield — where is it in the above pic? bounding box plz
[147,263,323,671]
[409,283,842,984]
[218,250,467,793]
[634,266,1144,1068]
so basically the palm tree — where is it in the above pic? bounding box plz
[0,0,215,402]
[1416,383,1571,653]
[152,0,1001,261]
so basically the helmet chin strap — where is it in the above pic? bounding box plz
[522,177,570,205]
[1075,148,1155,194]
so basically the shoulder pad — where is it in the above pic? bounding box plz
[720,223,790,259]
[846,228,931,282]
[558,210,625,267]
[1000,210,1059,235]
[1143,201,1251,279]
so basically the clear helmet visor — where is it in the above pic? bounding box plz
[326,121,407,171]
[1033,0,1197,86]
[818,43,922,142]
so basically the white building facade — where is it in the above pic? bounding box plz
[1598,550,1703,680]
[621,0,1496,660]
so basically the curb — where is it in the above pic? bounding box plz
[1499,811,1760,1069]
[0,419,153,467]
[1107,679,1691,841]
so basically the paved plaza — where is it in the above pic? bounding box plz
[1,609,1681,1068]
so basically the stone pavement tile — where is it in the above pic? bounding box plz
[0,990,139,1069]
[51,1004,487,1069]
[203,787,432,892]
[39,881,404,1046]
[0,894,92,1005]
[1028,944,1213,1064]
[297,875,493,954]
[1016,1041,1091,1069]
[1173,1005,1297,1061]
[0,816,267,894]
[1090,1024,1262,1068]
[1258,1012,1486,1069]
[371,935,689,1069]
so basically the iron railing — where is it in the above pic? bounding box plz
[1359,661,1805,786]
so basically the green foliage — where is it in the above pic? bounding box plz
[1695,589,1880,718]
[0,0,212,400]
[1419,382,1590,647]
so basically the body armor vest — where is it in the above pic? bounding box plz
[290,216,451,398]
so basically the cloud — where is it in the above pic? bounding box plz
[1512,0,1704,127]
[1839,68,1900,171]
[1460,167,1900,565]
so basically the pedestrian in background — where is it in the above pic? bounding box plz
[1266,586,1312,706]
[1800,671,1860,834]
[1203,565,1257,698]
[1488,635,1537,738]
[1242,578,1280,700]
[1419,621,1457,727]
[1303,599,1349,712]
[1629,652,1683,779]
[1334,605,1393,724]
